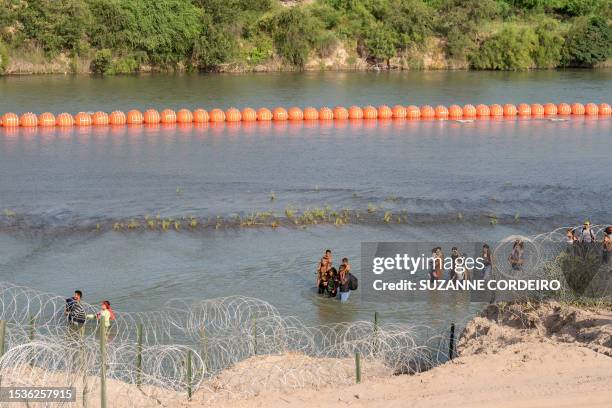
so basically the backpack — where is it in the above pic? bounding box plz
[348,273,358,290]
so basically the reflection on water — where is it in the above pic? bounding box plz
[1,70,611,114]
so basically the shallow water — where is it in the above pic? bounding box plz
[0,71,611,328]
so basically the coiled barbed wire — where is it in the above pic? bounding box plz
[0,224,609,406]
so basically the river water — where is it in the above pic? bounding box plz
[0,70,611,329]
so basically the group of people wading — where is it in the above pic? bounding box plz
[566,222,612,263]
[316,249,358,302]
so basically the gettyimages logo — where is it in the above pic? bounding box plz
[361,241,564,302]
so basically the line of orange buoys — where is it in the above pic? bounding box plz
[1,103,610,128]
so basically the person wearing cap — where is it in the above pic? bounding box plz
[578,221,595,243]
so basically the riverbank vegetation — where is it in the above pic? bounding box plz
[0,0,610,74]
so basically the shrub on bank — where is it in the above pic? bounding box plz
[91,48,111,74]
[470,26,538,70]
[0,41,8,74]
[562,16,611,67]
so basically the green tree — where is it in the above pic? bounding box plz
[364,22,397,65]
[261,8,321,67]
[562,16,611,67]
[385,0,435,48]
[532,19,563,68]
[436,0,504,59]
[18,0,93,56]
[192,15,235,69]
[470,26,538,70]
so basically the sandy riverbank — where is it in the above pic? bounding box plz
[207,301,611,408]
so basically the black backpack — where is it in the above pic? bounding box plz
[348,273,358,290]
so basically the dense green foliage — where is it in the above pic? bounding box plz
[562,16,611,66]
[0,0,609,73]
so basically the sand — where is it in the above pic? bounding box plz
[210,301,612,408]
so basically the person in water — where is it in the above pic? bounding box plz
[317,249,332,294]
[578,221,595,243]
[565,228,577,245]
[65,290,86,327]
[508,239,524,271]
[602,226,612,264]
[481,244,492,280]
[338,258,352,303]
[326,267,338,297]
[430,247,444,281]
[449,247,459,281]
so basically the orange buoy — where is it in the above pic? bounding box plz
[462,104,476,118]
[127,110,144,125]
[209,108,226,122]
[448,105,463,118]
[241,108,257,121]
[56,113,74,127]
[143,109,160,124]
[176,109,193,123]
[225,108,242,122]
[391,105,407,119]
[406,105,421,119]
[543,103,557,116]
[38,112,56,127]
[288,107,304,121]
[530,104,544,116]
[571,103,585,115]
[20,112,38,127]
[516,103,531,116]
[193,109,209,123]
[363,106,378,119]
[489,104,503,117]
[74,112,92,126]
[109,111,126,126]
[257,108,273,121]
[420,105,435,119]
[348,106,363,120]
[92,111,109,126]
[503,104,517,116]
[434,105,449,119]
[377,105,393,119]
[272,107,288,121]
[319,107,334,120]
[584,103,598,116]
[2,112,19,127]
[303,107,319,120]
[160,109,177,124]
[475,104,490,117]
[333,106,349,120]
[598,103,610,116]
[557,103,571,116]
